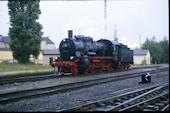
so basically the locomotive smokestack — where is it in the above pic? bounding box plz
[68,30,73,39]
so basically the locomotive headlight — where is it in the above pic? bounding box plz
[55,56,59,61]
[70,56,74,60]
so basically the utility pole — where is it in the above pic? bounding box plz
[136,33,141,49]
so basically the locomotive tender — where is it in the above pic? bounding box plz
[52,30,133,75]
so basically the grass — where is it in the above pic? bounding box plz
[0,63,53,72]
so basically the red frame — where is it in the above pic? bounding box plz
[53,56,131,75]
[54,60,79,75]
[86,56,114,73]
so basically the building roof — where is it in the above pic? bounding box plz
[42,37,54,44]
[133,49,149,55]
[0,36,55,44]
[42,48,60,55]
[0,36,10,43]
[0,48,11,51]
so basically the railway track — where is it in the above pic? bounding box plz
[0,68,168,105]
[0,65,165,85]
[0,73,58,85]
[120,92,169,111]
[59,82,169,111]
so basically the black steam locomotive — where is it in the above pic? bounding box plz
[52,30,133,75]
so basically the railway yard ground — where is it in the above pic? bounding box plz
[0,64,169,112]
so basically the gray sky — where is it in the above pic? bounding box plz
[0,0,169,49]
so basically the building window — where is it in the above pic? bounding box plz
[49,57,53,65]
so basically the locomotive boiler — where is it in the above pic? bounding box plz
[52,30,133,75]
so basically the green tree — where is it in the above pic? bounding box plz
[8,0,43,63]
[142,36,163,64]
[159,36,169,63]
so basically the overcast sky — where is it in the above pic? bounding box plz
[0,0,169,49]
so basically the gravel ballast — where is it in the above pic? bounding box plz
[0,67,162,93]
[0,69,169,112]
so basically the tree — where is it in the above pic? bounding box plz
[8,0,43,63]
[142,36,163,64]
[159,36,169,63]
[142,36,169,64]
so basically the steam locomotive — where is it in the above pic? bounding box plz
[52,30,133,75]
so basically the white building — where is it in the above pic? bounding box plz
[42,48,60,65]
[133,49,151,65]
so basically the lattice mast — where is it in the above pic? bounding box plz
[104,0,107,30]
[114,25,118,41]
